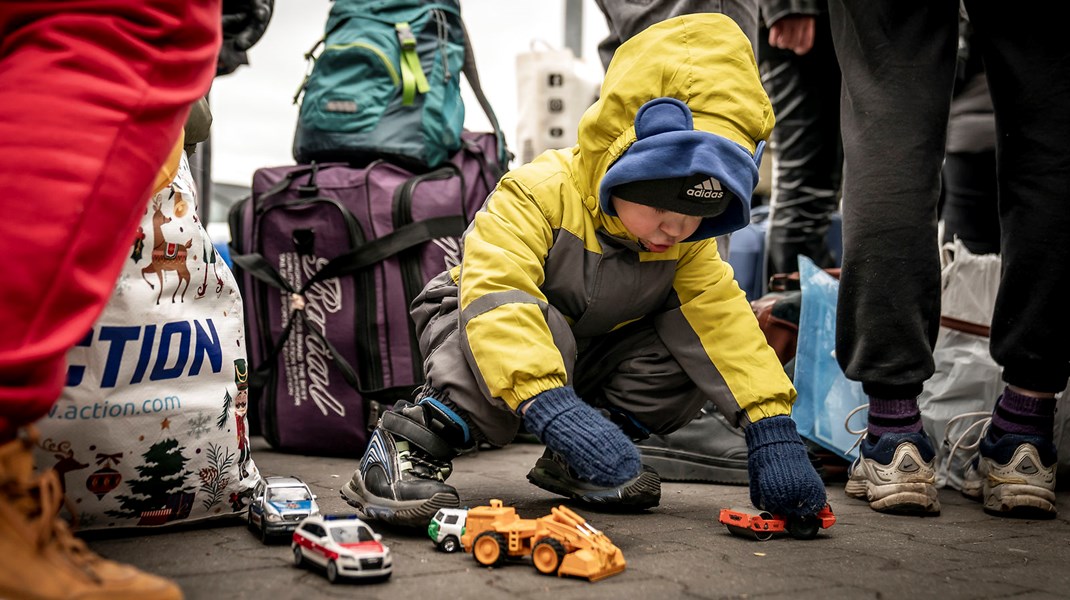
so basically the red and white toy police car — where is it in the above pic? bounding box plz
[291,514,392,583]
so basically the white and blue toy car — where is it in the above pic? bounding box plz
[248,475,319,542]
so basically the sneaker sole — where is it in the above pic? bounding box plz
[637,450,748,485]
[526,462,661,510]
[846,478,940,514]
[341,477,459,528]
[982,482,1057,519]
[846,443,940,515]
[971,447,1057,519]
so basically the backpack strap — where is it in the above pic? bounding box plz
[459,18,511,167]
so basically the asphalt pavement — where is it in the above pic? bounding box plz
[83,436,1070,600]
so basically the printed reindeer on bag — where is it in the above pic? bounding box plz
[141,190,193,304]
[36,437,89,495]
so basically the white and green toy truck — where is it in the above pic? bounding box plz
[428,508,468,553]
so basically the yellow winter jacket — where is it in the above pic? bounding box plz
[453,14,794,425]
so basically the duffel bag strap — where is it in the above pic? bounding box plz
[306,215,466,286]
[247,305,364,394]
[230,252,295,292]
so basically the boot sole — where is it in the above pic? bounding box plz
[341,478,459,528]
[638,449,748,485]
[526,461,661,510]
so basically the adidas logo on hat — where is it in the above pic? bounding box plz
[685,177,724,200]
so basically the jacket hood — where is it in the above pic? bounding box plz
[575,13,774,241]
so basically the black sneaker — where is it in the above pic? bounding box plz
[636,406,748,484]
[526,448,661,510]
[342,400,468,528]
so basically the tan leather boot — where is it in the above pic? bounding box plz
[0,427,182,600]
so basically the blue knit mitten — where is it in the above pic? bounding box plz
[521,386,641,487]
[745,415,827,517]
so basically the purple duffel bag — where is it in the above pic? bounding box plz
[229,131,504,456]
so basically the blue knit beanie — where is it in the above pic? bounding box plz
[599,97,765,241]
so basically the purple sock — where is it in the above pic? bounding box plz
[990,387,1056,438]
[867,397,922,442]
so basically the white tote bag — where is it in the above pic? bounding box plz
[34,155,260,530]
[515,40,602,164]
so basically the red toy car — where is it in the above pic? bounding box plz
[718,504,836,540]
[291,514,392,583]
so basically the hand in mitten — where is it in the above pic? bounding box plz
[745,415,827,517]
[521,386,641,487]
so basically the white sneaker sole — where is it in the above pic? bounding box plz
[964,444,1056,518]
[845,442,940,514]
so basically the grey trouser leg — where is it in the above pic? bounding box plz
[574,319,707,436]
[410,272,524,448]
[593,0,760,70]
[411,273,706,446]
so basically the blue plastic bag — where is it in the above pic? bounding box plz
[792,256,866,461]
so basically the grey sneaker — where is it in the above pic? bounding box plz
[526,449,661,510]
[636,406,748,484]
[961,432,1056,518]
[845,432,940,514]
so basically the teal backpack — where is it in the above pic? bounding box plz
[293,0,508,170]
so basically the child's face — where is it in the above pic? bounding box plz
[611,196,702,253]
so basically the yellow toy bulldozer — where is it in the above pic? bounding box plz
[458,499,626,582]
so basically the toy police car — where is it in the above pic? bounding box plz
[292,514,392,583]
[248,476,319,542]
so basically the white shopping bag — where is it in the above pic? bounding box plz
[515,40,601,164]
[34,155,260,530]
[918,239,1004,489]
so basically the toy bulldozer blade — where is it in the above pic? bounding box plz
[550,505,626,582]
[559,546,626,582]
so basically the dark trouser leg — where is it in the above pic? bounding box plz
[343,274,485,527]
[965,1,1070,393]
[828,0,959,399]
[759,16,843,274]
[952,1,1069,518]
[941,151,1001,255]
